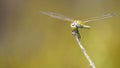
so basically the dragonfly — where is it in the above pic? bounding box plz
[40,11,116,39]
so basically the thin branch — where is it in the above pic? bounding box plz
[73,34,96,68]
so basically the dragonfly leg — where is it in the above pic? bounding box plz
[72,29,81,39]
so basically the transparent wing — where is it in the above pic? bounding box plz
[83,13,116,23]
[40,11,75,22]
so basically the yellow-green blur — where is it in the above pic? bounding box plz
[0,0,120,68]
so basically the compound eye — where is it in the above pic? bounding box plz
[71,23,75,27]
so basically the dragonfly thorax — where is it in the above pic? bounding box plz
[70,20,90,31]
[70,20,82,31]
[72,20,83,28]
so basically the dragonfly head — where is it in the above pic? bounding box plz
[75,20,83,28]
[70,22,77,31]
[70,20,84,31]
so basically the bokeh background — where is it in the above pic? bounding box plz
[0,0,120,68]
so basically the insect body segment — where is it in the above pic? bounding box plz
[70,20,83,39]
[70,20,90,30]
[70,22,81,39]
[70,22,77,31]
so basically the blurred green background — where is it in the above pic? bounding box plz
[0,0,120,68]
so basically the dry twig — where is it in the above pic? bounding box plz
[73,32,95,68]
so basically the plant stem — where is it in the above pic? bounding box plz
[74,35,96,68]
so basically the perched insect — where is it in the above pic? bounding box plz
[40,11,115,39]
